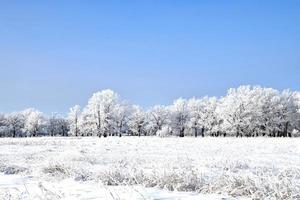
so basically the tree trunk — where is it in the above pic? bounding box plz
[13,127,16,138]
[179,128,184,137]
[75,125,78,137]
[284,122,289,137]
[200,127,205,137]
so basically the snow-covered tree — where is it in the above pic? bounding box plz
[217,86,262,137]
[170,98,189,137]
[47,113,59,136]
[0,85,299,138]
[252,87,281,137]
[148,105,170,135]
[201,97,223,136]
[46,113,69,136]
[216,86,300,137]
[6,112,24,137]
[113,102,130,136]
[187,98,203,137]
[0,113,7,137]
[277,90,299,137]
[294,92,300,134]
[188,97,222,137]
[56,117,69,136]
[78,111,94,136]
[157,125,172,137]
[187,97,221,137]
[81,89,119,137]
[23,109,45,137]
[67,105,81,136]
[128,105,147,136]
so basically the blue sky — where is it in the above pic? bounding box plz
[0,1,299,114]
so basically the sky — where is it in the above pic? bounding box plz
[0,1,300,114]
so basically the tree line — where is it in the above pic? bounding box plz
[0,85,300,138]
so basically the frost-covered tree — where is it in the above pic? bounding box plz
[0,85,299,138]
[46,113,69,136]
[67,105,81,136]
[47,113,59,136]
[78,111,94,136]
[188,97,221,137]
[218,86,262,137]
[170,98,189,137]
[23,109,45,137]
[187,98,203,137]
[0,113,7,137]
[82,89,119,137]
[277,90,299,137]
[113,102,130,136]
[294,92,300,134]
[148,105,170,135]
[6,112,24,137]
[200,97,222,136]
[217,86,300,137]
[250,87,282,137]
[128,105,147,136]
[157,125,172,137]
[188,98,222,138]
[56,117,69,136]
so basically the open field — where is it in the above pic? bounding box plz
[0,137,299,200]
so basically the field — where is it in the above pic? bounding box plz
[0,137,299,200]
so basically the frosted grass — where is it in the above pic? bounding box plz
[0,137,299,199]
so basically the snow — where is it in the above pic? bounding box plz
[0,137,299,199]
[0,174,240,200]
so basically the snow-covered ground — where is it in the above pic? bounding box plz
[0,137,299,200]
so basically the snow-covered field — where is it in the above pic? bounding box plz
[0,137,299,200]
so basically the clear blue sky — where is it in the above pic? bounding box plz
[0,1,299,114]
